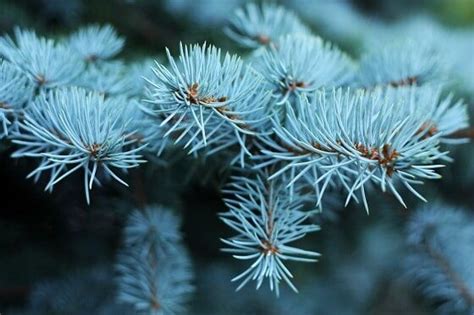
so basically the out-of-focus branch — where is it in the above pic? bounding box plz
[447,127,474,139]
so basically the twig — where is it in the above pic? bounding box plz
[447,127,474,139]
[423,229,474,305]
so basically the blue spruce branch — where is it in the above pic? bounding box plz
[405,203,474,314]
[116,206,194,315]
[220,170,320,296]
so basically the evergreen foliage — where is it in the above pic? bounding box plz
[68,24,125,62]
[405,204,474,314]
[0,28,84,88]
[12,87,146,203]
[0,59,34,138]
[116,206,194,315]
[220,171,320,295]
[0,1,473,314]
[225,3,310,48]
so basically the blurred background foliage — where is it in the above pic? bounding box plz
[0,0,473,314]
